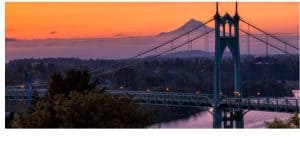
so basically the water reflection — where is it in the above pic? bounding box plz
[151,110,291,128]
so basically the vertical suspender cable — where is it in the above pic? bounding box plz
[158,48,161,92]
[204,26,206,52]
[190,36,195,90]
[174,41,177,92]
[139,58,142,91]
[204,27,209,52]
[247,24,250,97]
[186,33,190,92]
[265,35,269,99]
[207,29,210,93]
[187,34,192,92]
[155,48,158,91]
[205,26,209,94]
[171,41,175,92]
[284,44,288,97]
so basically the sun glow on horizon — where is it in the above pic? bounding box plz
[6,2,299,40]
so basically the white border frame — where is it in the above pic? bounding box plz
[1,1,300,150]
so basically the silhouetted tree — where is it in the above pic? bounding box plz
[11,91,153,128]
[5,112,15,128]
[10,69,153,128]
[48,69,96,97]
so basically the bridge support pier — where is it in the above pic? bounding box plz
[213,106,222,128]
[222,109,244,128]
[213,2,242,129]
[235,110,244,128]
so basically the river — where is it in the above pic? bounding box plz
[150,110,291,128]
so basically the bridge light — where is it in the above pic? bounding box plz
[120,86,123,90]
[256,92,261,96]
[166,87,169,92]
[233,91,240,97]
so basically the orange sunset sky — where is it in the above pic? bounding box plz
[6,2,299,40]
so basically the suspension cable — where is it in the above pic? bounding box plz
[89,18,214,74]
[239,29,298,97]
[240,28,299,79]
[240,18,299,51]
[91,29,215,78]
[19,20,214,89]
[239,29,295,55]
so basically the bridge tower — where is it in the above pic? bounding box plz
[213,2,244,128]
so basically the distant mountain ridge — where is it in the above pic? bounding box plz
[157,18,212,37]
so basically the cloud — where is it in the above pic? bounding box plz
[114,33,128,37]
[113,32,142,38]
[5,37,19,42]
[49,31,57,35]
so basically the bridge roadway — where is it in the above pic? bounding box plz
[5,88,299,113]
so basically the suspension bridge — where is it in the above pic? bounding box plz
[5,2,299,128]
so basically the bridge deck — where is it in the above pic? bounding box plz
[109,90,299,113]
[5,89,299,114]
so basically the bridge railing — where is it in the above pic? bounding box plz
[108,90,214,108]
[5,88,300,113]
[221,97,299,113]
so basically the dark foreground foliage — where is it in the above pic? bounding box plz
[265,114,300,128]
[8,69,153,128]
[11,91,153,128]
[47,69,97,97]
